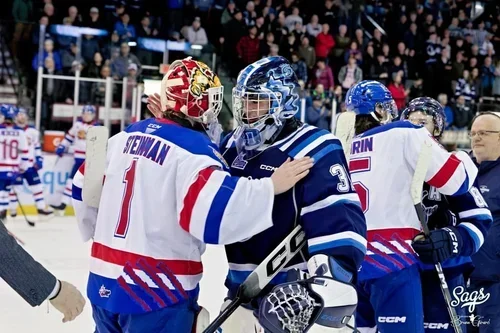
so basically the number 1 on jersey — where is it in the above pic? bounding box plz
[114,158,138,238]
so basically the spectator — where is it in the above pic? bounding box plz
[452,95,474,129]
[306,95,330,130]
[387,73,408,110]
[268,44,279,56]
[469,112,500,333]
[371,29,384,53]
[42,3,55,26]
[493,60,500,97]
[404,23,422,52]
[369,54,389,83]
[339,56,362,93]
[92,66,114,105]
[185,17,208,46]
[56,17,76,51]
[111,42,141,79]
[298,36,316,71]
[344,41,362,65]
[31,38,62,71]
[62,43,84,74]
[81,35,100,64]
[332,25,350,61]
[31,15,49,47]
[315,24,335,60]
[389,56,406,81]
[305,15,321,38]
[451,51,465,81]
[67,6,83,26]
[221,1,237,26]
[284,7,302,32]
[280,33,298,60]
[409,78,425,100]
[313,59,334,91]
[236,26,260,67]
[42,57,64,129]
[290,52,307,83]
[84,52,104,78]
[114,13,136,41]
[455,69,476,104]
[222,9,247,77]
[481,57,496,96]
[85,7,105,30]
[363,44,376,74]
[11,0,34,61]
[434,48,453,96]
[243,1,257,26]
[437,93,454,128]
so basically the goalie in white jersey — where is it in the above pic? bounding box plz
[345,81,478,333]
[71,57,313,333]
[8,107,53,217]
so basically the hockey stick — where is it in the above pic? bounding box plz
[11,188,35,227]
[334,112,356,164]
[82,127,108,208]
[203,225,307,333]
[410,141,462,333]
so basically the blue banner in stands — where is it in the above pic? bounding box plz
[50,25,109,37]
[137,37,191,52]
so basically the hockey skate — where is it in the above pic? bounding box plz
[9,210,17,218]
[38,208,54,216]
[50,203,66,217]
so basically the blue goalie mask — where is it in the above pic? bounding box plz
[232,56,300,158]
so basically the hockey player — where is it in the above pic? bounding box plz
[0,105,29,222]
[345,81,479,333]
[212,56,367,332]
[400,97,492,332]
[52,105,99,211]
[71,57,314,333]
[9,107,53,217]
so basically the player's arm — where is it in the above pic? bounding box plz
[18,132,29,173]
[71,162,98,242]
[56,124,77,156]
[33,129,43,169]
[404,126,477,196]
[299,136,367,282]
[447,185,492,256]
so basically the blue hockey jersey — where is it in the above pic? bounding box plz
[220,121,367,301]
[419,182,492,275]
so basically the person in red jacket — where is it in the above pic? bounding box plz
[236,25,260,68]
[387,72,409,110]
[315,23,335,59]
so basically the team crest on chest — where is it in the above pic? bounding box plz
[77,129,87,140]
[209,146,229,169]
[232,153,248,170]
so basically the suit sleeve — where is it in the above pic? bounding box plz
[176,153,275,245]
[448,184,493,256]
[0,221,58,306]
[404,127,477,196]
[298,134,367,279]
[72,162,99,241]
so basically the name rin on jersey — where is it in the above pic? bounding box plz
[351,137,373,155]
[122,135,170,165]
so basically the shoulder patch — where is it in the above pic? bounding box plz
[209,146,229,169]
[281,126,342,163]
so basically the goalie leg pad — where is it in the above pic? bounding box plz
[219,300,264,333]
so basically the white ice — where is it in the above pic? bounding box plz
[0,216,229,333]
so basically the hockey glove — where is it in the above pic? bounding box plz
[35,156,43,170]
[412,227,463,264]
[55,145,65,157]
[258,254,357,332]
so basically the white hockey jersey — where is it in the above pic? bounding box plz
[72,118,276,314]
[350,121,478,281]
[60,118,99,160]
[0,124,29,179]
[20,126,42,167]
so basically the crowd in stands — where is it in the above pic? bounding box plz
[4,0,500,133]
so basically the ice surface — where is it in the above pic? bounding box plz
[0,216,229,333]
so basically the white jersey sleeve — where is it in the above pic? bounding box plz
[403,127,477,196]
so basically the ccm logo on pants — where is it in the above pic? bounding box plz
[378,317,407,323]
[424,323,450,329]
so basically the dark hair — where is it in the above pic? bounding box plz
[355,114,379,135]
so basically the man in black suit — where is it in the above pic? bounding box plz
[0,222,85,322]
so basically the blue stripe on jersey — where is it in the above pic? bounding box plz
[309,238,367,255]
[227,269,290,286]
[203,176,239,244]
[458,223,482,252]
[289,131,324,157]
[280,127,320,153]
[65,136,74,143]
[311,144,342,164]
[87,273,199,314]
[72,184,82,201]
[358,120,420,138]
[419,255,472,272]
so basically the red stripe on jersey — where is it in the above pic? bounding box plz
[179,167,216,233]
[0,163,19,167]
[349,158,370,173]
[78,162,85,175]
[74,150,85,154]
[367,228,420,242]
[427,154,461,189]
[91,242,203,275]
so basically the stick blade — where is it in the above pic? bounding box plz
[83,126,109,208]
[335,112,356,162]
[410,140,433,205]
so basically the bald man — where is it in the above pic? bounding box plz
[469,112,500,333]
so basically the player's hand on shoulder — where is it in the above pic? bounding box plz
[49,280,86,323]
[412,227,463,264]
[271,157,314,195]
[55,145,65,157]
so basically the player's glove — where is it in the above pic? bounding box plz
[258,254,357,332]
[55,145,65,157]
[35,156,43,170]
[412,227,463,264]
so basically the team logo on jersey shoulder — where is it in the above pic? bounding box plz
[99,285,111,298]
[209,146,229,169]
[231,153,248,170]
[77,129,87,140]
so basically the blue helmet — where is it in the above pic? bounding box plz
[232,56,300,156]
[82,105,96,114]
[345,80,398,124]
[400,97,446,137]
[0,104,19,121]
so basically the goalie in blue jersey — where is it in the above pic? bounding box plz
[400,97,492,332]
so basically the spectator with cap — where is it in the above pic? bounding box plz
[469,112,500,333]
[85,7,105,30]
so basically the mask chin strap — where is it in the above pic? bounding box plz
[235,113,285,158]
